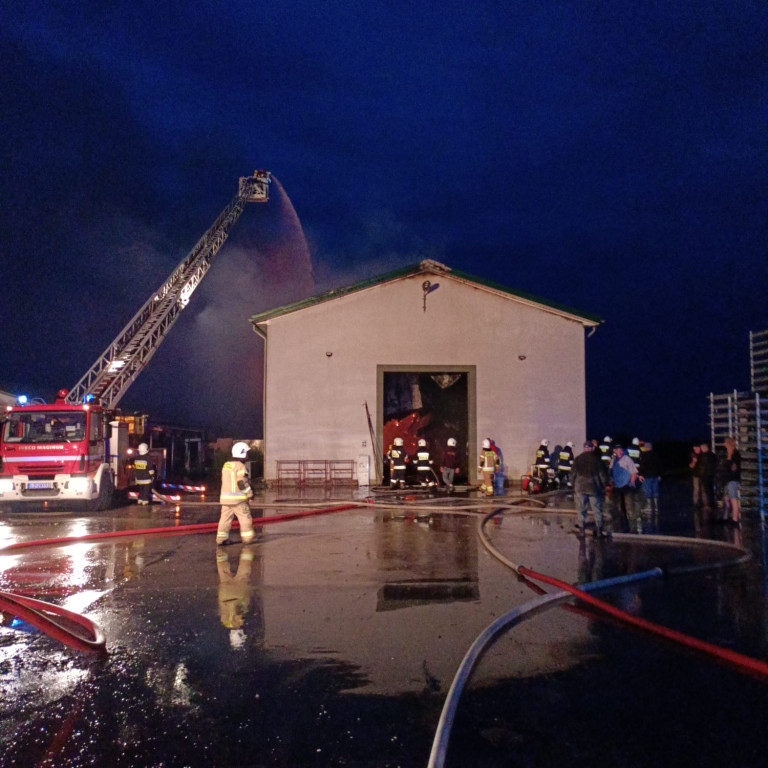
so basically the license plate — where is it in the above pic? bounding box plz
[27,482,53,490]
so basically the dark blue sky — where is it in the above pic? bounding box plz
[1,1,766,440]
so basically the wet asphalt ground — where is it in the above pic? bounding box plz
[1,481,768,767]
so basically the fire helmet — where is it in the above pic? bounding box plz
[447,437,457,447]
[603,436,612,443]
[540,439,549,447]
[418,438,427,448]
[482,438,491,449]
[232,441,250,459]
[566,441,574,447]
[138,443,149,455]
[632,437,640,445]
[394,437,404,447]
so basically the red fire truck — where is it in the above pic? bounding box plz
[0,394,129,511]
[0,172,270,511]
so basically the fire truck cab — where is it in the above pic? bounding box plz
[0,399,129,511]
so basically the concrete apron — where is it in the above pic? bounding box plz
[1,482,767,767]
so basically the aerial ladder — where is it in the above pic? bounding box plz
[0,172,270,511]
[66,171,271,409]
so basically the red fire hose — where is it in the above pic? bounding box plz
[518,564,768,680]
[0,503,358,654]
[0,590,106,655]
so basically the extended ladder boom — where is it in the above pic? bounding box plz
[66,172,270,408]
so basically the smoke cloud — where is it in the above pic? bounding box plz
[122,184,315,436]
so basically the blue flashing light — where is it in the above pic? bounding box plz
[16,395,28,405]
[84,394,95,404]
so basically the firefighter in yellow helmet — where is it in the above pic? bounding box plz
[217,442,255,545]
[478,438,499,496]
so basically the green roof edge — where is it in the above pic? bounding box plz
[249,261,602,325]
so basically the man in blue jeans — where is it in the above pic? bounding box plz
[572,442,608,537]
[610,445,640,533]
[639,440,661,518]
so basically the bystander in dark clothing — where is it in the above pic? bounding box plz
[490,439,505,495]
[440,438,460,491]
[638,441,661,515]
[721,437,742,524]
[698,443,717,513]
[572,442,608,537]
[689,445,703,507]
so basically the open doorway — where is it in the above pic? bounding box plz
[377,366,475,485]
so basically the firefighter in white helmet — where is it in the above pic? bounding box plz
[557,441,575,488]
[217,543,257,648]
[627,437,642,465]
[387,437,408,490]
[535,439,551,471]
[217,442,255,545]
[599,436,614,470]
[478,438,499,496]
[414,438,436,488]
[133,442,155,506]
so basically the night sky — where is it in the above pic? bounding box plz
[2,2,766,442]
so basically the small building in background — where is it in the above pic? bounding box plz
[114,412,209,480]
[249,260,601,486]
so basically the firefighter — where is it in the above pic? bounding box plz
[627,437,642,465]
[217,544,256,649]
[599,435,614,470]
[557,441,575,488]
[414,438,436,487]
[478,438,499,496]
[387,437,408,489]
[535,439,550,472]
[134,442,155,506]
[217,442,256,545]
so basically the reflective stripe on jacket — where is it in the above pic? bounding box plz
[415,450,432,470]
[479,449,499,471]
[134,458,154,485]
[557,449,574,471]
[387,447,407,470]
[220,460,251,504]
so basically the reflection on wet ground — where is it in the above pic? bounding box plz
[1,481,768,766]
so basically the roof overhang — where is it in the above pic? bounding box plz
[249,260,602,329]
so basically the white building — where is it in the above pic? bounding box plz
[250,260,601,486]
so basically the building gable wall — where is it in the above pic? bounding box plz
[259,272,588,483]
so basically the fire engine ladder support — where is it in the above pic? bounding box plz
[750,330,768,393]
[65,174,270,409]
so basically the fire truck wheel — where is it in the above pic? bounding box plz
[89,473,114,512]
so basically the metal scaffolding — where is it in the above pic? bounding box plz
[709,330,768,517]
